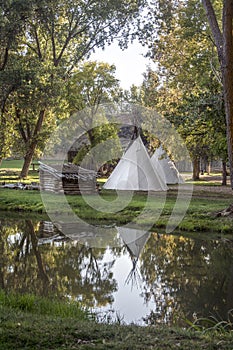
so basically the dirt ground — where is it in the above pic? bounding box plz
[193,184,233,195]
[174,174,233,196]
[195,174,233,195]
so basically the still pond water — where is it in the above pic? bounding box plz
[0,215,232,326]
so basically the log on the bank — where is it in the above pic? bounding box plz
[214,204,233,217]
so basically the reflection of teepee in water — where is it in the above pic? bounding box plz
[117,226,151,288]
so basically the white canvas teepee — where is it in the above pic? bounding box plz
[151,146,184,185]
[103,136,168,191]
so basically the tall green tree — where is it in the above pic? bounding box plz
[201,0,233,188]
[1,0,147,177]
[0,0,32,165]
[66,61,121,169]
[0,0,32,71]
[67,61,120,114]
[141,0,226,180]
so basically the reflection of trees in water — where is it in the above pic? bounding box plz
[0,219,49,295]
[0,218,117,307]
[140,233,233,326]
[50,243,117,307]
[0,221,18,290]
[1,218,233,325]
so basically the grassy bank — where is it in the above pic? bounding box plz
[1,160,233,236]
[0,290,232,350]
[0,290,89,320]
[0,187,233,236]
[0,187,233,234]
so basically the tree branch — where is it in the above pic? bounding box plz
[34,27,43,61]
[16,109,28,143]
[201,0,223,61]
[33,109,46,137]
[0,48,9,71]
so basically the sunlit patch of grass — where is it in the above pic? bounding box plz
[0,169,39,184]
[0,159,24,169]
[185,172,229,186]
[0,159,39,184]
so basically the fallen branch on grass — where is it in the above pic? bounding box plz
[214,204,233,217]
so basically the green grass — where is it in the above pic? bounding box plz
[0,289,89,320]
[186,311,233,334]
[0,189,44,212]
[0,159,24,169]
[0,187,233,236]
[0,161,233,236]
[0,293,232,350]
[187,181,222,186]
[0,159,39,184]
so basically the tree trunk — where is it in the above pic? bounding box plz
[86,129,98,170]
[27,220,49,296]
[192,156,200,180]
[202,0,233,189]
[0,239,5,289]
[20,147,36,178]
[222,0,233,188]
[20,110,45,178]
[226,264,233,322]
[0,114,8,163]
[87,128,96,146]
[222,160,227,185]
